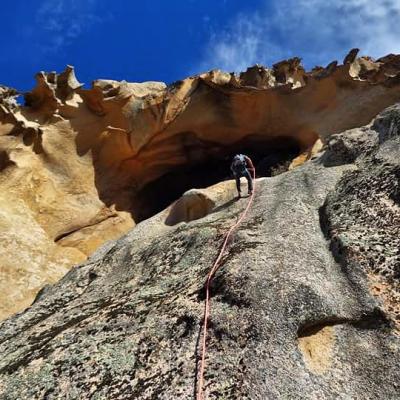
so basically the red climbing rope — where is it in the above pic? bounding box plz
[197,168,256,400]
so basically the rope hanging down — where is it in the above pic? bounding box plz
[196,168,256,400]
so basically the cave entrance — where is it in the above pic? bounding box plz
[132,136,301,222]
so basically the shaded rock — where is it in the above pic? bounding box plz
[239,64,276,88]
[23,71,59,115]
[310,61,338,79]
[372,103,400,142]
[323,127,378,165]
[272,57,306,88]
[343,48,360,64]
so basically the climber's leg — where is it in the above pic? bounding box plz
[244,169,253,194]
[235,175,241,197]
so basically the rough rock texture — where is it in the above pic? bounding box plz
[0,105,399,399]
[1,52,400,319]
[322,104,400,329]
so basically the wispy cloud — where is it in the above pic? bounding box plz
[197,0,400,73]
[205,12,281,73]
[35,0,108,52]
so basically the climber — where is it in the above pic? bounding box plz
[230,154,255,198]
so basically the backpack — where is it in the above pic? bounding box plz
[231,154,247,174]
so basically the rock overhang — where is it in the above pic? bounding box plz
[3,51,400,193]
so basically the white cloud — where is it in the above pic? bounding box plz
[197,0,400,73]
[35,0,107,52]
[200,12,277,73]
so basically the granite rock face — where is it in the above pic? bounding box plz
[2,53,400,319]
[0,105,399,399]
[322,104,400,330]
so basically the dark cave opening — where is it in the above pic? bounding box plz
[133,137,301,223]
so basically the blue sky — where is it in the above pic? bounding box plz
[1,0,400,91]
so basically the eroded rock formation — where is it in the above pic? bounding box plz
[1,51,400,319]
[0,104,399,399]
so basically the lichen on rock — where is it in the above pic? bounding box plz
[0,100,399,398]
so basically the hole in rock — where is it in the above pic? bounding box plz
[132,136,301,222]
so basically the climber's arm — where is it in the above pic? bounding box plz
[244,156,255,172]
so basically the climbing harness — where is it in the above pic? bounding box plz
[196,168,256,400]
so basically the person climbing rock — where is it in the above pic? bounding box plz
[230,154,255,198]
